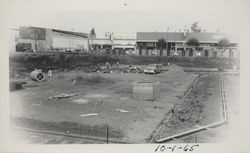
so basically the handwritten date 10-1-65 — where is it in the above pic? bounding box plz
[155,144,200,152]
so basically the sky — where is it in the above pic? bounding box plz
[1,0,250,38]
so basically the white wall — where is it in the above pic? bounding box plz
[52,32,88,50]
[113,39,135,45]
[9,29,19,52]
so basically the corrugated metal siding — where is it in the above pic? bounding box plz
[52,31,87,49]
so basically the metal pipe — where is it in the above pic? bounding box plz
[155,74,228,143]
[30,70,45,81]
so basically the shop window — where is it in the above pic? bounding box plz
[182,50,185,56]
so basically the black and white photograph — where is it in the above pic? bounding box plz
[1,0,250,152]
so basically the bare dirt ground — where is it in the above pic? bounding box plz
[9,128,106,144]
[165,74,240,143]
[148,74,223,142]
[9,64,236,144]
[10,64,198,143]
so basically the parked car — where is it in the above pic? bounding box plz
[144,64,162,74]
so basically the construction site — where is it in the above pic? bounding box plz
[8,53,240,144]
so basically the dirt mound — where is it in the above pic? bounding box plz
[71,74,115,85]
[167,64,189,77]
[148,75,219,142]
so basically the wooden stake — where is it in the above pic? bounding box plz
[107,125,109,144]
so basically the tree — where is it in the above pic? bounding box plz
[187,37,199,57]
[218,38,230,57]
[190,21,202,33]
[218,38,230,48]
[89,28,96,38]
[187,37,199,47]
[156,38,166,56]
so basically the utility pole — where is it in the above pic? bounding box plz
[69,28,74,50]
[105,32,114,52]
[106,124,109,144]
[166,27,170,56]
[34,29,38,52]
[105,32,114,43]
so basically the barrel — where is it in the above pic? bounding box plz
[30,70,45,81]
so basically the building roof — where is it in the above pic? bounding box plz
[137,32,185,42]
[91,38,111,45]
[19,26,89,39]
[113,38,136,41]
[19,26,47,40]
[91,38,136,45]
[185,32,238,43]
[91,38,110,40]
[52,29,88,38]
[136,32,239,43]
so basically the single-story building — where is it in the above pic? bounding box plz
[112,38,136,55]
[16,26,89,52]
[89,38,136,55]
[136,32,239,58]
[89,38,112,54]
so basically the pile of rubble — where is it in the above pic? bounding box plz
[73,62,144,74]
[148,75,217,141]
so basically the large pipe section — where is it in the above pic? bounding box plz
[30,70,45,81]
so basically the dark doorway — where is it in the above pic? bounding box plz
[205,50,209,57]
[212,51,217,58]
[112,49,116,55]
[139,49,142,55]
[167,50,170,56]
[189,49,193,57]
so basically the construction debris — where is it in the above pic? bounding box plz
[153,105,164,109]
[80,113,98,117]
[30,70,45,81]
[172,82,181,86]
[47,70,53,77]
[48,93,80,101]
[120,97,130,101]
[129,66,142,73]
[116,109,129,113]
[72,99,89,104]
